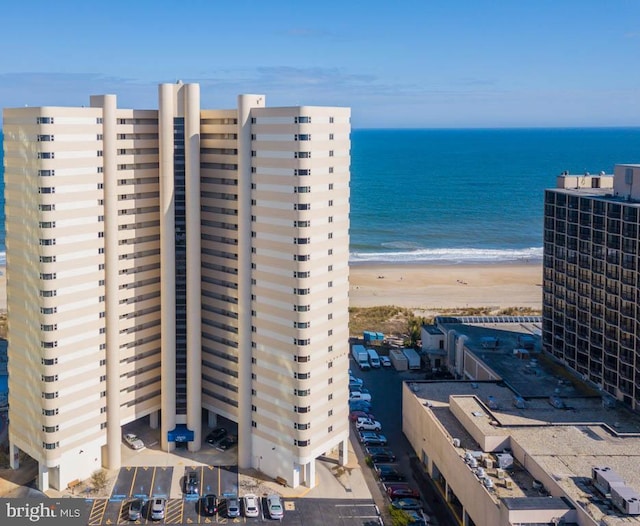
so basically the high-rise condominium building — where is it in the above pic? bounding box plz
[543,165,640,410]
[3,83,351,491]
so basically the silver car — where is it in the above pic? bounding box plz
[226,497,240,518]
[266,494,284,519]
[150,498,165,521]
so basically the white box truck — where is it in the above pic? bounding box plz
[402,348,421,370]
[352,344,370,370]
[367,348,381,368]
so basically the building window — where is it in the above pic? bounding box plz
[328,329,333,336]
[294,288,310,295]
[328,377,333,385]
[42,392,58,399]
[329,150,334,157]
[295,169,310,176]
[328,200,333,207]
[41,357,58,365]
[328,281,333,288]
[43,442,59,450]
[328,345,333,352]
[41,374,58,382]
[294,338,311,346]
[37,117,54,124]
[329,183,334,190]
[328,249,333,255]
[328,232,333,239]
[328,393,333,401]
[97,150,103,157]
[329,167,334,174]
[42,425,59,433]
[295,116,311,124]
[329,133,334,140]
[42,408,59,416]
[328,297,333,304]
[328,409,333,416]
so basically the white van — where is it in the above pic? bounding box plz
[367,348,380,368]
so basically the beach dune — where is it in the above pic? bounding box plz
[349,262,542,313]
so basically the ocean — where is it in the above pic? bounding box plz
[0,128,639,266]
[350,128,640,264]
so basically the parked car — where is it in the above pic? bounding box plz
[384,483,420,499]
[370,451,397,463]
[349,400,372,412]
[391,498,422,511]
[365,446,396,459]
[349,391,372,402]
[355,417,382,431]
[349,375,363,386]
[150,498,166,521]
[375,464,405,482]
[380,356,392,367]
[380,472,406,482]
[225,497,240,518]
[349,410,375,422]
[128,499,144,521]
[405,510,429,526]
[123,433,144,450]
[359,431,387,446]
[206,427,227,445]
[266,494,284,519]
[184,471,199,494]
[201,494,218,516]
[216,434,238,451]
[243,494,260,518]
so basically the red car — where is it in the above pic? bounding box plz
[349,410,375,422]
[384,483,420,499]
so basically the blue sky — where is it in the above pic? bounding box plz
[1,0,639,128]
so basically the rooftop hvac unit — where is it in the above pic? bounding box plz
[482,477,494,489]
[484,458,494,469]
[468,457,478,468]
[611,485,640,515]
[452,438,461,447]
[476,468,485,479]
[592,466,625,496]
[503,479,513,489]
[496,468,505,479]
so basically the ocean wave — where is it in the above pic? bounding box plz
[349,247,543,264]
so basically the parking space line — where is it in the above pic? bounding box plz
[128,467,138,498]
[149,467,156,498]
[88,499,108,525]
[117,500,127,524]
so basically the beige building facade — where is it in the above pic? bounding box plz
[3,83,351,491]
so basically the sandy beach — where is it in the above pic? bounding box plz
[0,262,542,315]
[349,261,543,313]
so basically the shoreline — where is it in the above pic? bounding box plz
[348,260,543,312]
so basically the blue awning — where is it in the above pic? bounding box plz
[167,424,194,442]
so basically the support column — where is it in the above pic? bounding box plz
[159,83,177,452]
[185,83,202,453]
[37,464,49,492]
[304,460,316,488]
[339,438,348,466]
[90,93,121,470]
[149,411,159,430]
[207,411,217,428]
[236,94,265,469]
[9,442,19,469]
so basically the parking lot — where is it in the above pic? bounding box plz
[84,496,380,525]
[349,356,446,525]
